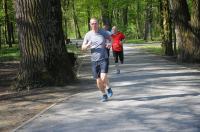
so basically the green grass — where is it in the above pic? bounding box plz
[0,45,20,62]
[66,44,81,54]
[138,44,162,55]
[0,44,81,62]
[125,38,161,44]
[125,39,146,44]
[0,42,162,62]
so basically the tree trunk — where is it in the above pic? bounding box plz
[10,22,15,44]
[173,0,200,62]
[136,0,143,39]
[161,0,174,56]
[14,0,75,90]
[169,0,177,55]
[144,0,153,41]
[189,0,200,62]
[72,0,81,39]
[62,0,69,40]
[0,25,1,49]
[87,4,91,31]
[4,0,12,47]
[100,0,111,28]
[122,3,128,28]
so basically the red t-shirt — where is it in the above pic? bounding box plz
[111,32,125,51]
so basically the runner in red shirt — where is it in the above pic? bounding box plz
[111,26,125,74]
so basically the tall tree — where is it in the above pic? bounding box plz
[4,0,13,47]
[61,0,70,40]
[169,0,177,55]
[71,0,81,39]
[0,24,1,49]
[172,0,200,62]
[14,0,75,90]
[100,0,111,28]
[0,1,2,48]
[122,3,128,28]
[135,0,144,39]
[161,0,174,56]
[189,0,200,61]
[144,0,153,41]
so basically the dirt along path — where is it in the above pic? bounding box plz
[0,53,95,132]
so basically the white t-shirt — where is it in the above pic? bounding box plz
[83,29,110,61]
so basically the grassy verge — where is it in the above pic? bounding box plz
[125,39,146,44]
[136,44,163,55]
[125,39,161,44]
[0,45,20,62]
[66,44,81,55]
[0,44,81,62]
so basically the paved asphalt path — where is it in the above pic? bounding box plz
[14,44,200,132]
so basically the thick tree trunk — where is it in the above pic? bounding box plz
[189,0,200,61]
[14,0,75,90]
[161,0,174,56]
[173,0,200,62]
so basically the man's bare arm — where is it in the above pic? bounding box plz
[81,41,91,51]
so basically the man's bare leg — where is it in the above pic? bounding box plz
[96,78,108,102]
[100,73,113,97]
[100,73,108,89]
[96,78,106,94]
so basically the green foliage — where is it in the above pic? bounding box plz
[123,25,138,39]
[0,10,4,23]
[59,0,162,40]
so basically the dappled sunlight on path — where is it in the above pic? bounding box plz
[15,44,200,132]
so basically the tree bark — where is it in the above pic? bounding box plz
[72,0,81,39]
[169,0,177,55]
[173,0,200,62]
[122,3,128,28]
[189,0,200,62]
[136,0,143,39]
[4,0,12,47]
[0,25,1,49]
[100,0,111,28]
[14,0,75,90]
[144,0,153,41]
[62,0,70,40]
[161,0,174,56]
[86,4,91,31]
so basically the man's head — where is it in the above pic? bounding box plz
[90,18,99,32]
[112,26,117,34]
